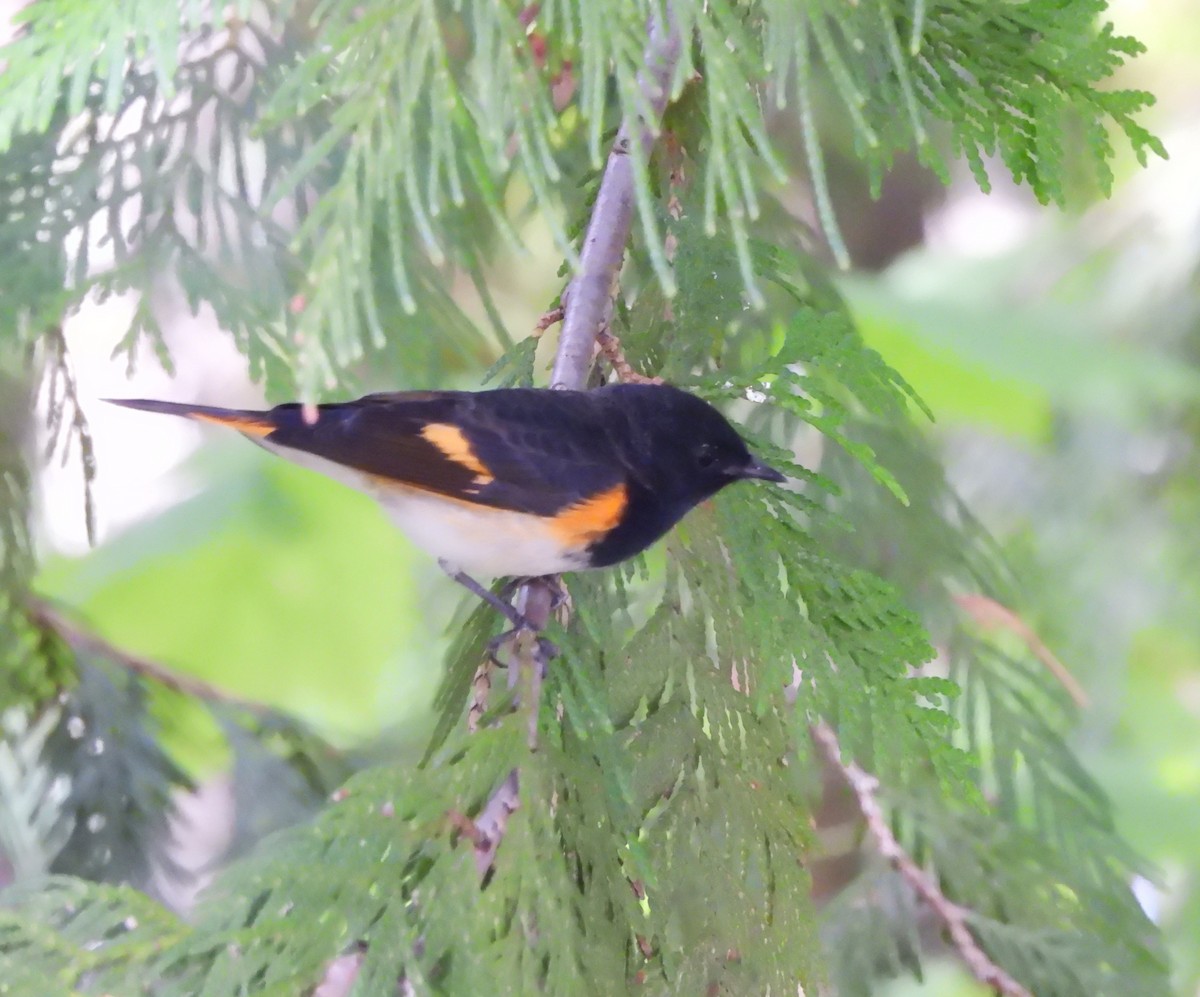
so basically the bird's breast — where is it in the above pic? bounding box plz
[371,484,595,577]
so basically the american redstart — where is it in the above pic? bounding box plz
[108,384,783,612]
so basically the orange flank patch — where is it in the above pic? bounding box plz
[420,423,495,484]
[192,412,274,437]
[549,483,628,546]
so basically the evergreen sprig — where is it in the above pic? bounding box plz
[0,358,40,709]
[811,420,1168,995]
[1,0,1161,392]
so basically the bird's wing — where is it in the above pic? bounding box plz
[108,392,626,522]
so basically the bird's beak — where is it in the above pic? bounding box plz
[739,457,785,483]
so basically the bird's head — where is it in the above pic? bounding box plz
[599,383,784,507]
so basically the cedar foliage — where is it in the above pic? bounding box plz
[0,1,1171,994]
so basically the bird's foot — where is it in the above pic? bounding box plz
[438,562,560,668]
[485,627,559,671]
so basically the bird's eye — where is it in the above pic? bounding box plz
[695,444,718,469]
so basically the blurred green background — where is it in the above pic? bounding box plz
[29,0,1199,992]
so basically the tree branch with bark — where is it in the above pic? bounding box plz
[469,2,685,875]
[811,720,1034,997]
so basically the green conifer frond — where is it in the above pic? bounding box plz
[0,707,72,882]
[0,1,246,152]
[216,706,353,859]
[810,421,1169,994]
[890,792,1168,995]
[0,361,44,710]
[136,721,634,994]
[1,16,297,382]
[40,656,191,887]
[0,876,186,992]
[757,0,1166,260]
[822,866,928,994]
[4,595,192,890]
[0,0,1162,389]
[0,130,74,333]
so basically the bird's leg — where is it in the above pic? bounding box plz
[438,563,560,682]
[438,561,552,659]
[485,628,559,678]
[439,561,529,630]
[496,576,526,605]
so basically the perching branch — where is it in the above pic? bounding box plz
[549,5,683,390]
[810,721,1034,997]
[471,4,686,883]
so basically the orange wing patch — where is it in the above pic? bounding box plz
[192,412,274,437]
[548,483,628,547]
[420,423,495,484]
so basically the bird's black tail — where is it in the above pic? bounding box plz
[105,398,277,438]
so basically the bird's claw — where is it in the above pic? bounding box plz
[486,622,559,669]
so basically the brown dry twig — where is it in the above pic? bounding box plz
[954,593,1088,708]
[467,659,492,734]
[810,720,1034,997]
[533,305,564,336]
[26,596,267,713]
[596,328,663,385]
[312,952,365,997]
[446,809,487,849]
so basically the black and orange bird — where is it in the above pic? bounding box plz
[108,384,783,618]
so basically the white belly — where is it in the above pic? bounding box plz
[262,440,588,577]
[373,486,588,577]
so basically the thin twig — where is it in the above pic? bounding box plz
[810,721,1034,997]
[467,659,492,733]
[953,593,1089,708]
[38,326,97,545]
[550,5,683,390]
[26,596,267,713]
[533,306,564,336]
[597,328,663,385]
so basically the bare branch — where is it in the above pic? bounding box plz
[810,721,1034,997]
[26,596,268,713]
[550,6,683,391]
[954,593,1089,708]
[470,4,684,887]
[470,769,520,878]
[313,952,364,997]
